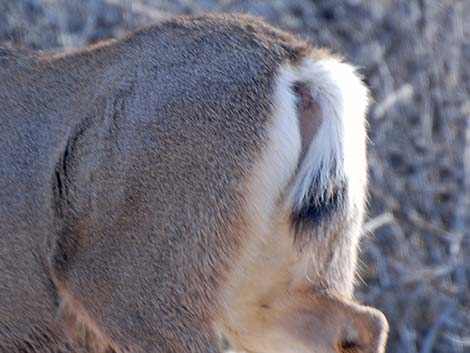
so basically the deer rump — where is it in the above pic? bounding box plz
[0,14,388,353]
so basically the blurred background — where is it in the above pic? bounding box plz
[1,0,469,352]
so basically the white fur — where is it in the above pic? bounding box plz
[236,56,369,238]
[216,57,370,353]
[239,63,303,232]
[285,58,369,212]
[284,58,370,294]
[215,61,303,336]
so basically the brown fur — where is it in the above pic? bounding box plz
[0,14,387,353]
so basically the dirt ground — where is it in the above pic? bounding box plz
[1,0,469,352]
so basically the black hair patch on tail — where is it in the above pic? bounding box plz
[291,178,347,244]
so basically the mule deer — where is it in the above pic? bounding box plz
[0,14,388,353]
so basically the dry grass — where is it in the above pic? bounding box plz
[2,0,469,352]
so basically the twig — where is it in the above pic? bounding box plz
[420,301,458,353]
[363,212,395,234]
[373,84,414,119]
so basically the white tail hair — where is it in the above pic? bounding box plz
[277,57,370,217]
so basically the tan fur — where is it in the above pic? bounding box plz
[57,287,120,353]
[0,14,387,353]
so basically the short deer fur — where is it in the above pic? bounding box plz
[0,14,388,353]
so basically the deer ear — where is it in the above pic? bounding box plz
[283,291,389,353]
[336,299,389,353]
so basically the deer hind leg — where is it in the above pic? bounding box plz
[216,57,388,353]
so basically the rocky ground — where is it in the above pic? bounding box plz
[1,0,469,352]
